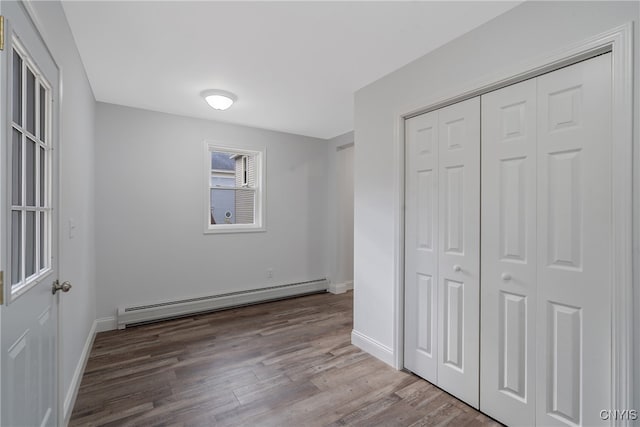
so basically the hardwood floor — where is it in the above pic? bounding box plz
[70,292,500,427]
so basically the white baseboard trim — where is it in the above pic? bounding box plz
[329,281,353,294]
[63,319,97,424]
[351,329,395,367]
[96,316,117,332]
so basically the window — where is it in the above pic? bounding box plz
[204,143,265,233]
[9,42,53,297]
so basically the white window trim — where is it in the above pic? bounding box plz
[203,141,266,234]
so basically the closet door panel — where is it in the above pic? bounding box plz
[481,79,537,426]
[437,97,480,408]
[404,111,439,382]
[536,53,611,427]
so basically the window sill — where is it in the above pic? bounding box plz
[204,225,266,234]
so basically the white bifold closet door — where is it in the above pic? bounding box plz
[481,53,612,426]
[405,97,480,408]
[480,76,538,426]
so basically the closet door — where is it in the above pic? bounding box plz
[404,97,480,408]
[481,79,537,426]
[536,53,611,426]
[481,53,612,426]
[404,110,439,383]
[437,98,480,408]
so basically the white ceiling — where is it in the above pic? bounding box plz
[62,1,521,139]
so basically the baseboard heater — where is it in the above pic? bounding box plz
[116,278,328,329]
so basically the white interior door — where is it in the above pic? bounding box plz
[536,53,611,427]
[404,110,439,383]
[481,78,538,426]
[436,97,480,408]
[480,53,612,426]
[1,2,60,426]
[404,97,480,408]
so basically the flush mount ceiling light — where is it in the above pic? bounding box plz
[201,89,237,111]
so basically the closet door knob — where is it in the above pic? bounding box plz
[501,273,512,281]
[453,265,462,273]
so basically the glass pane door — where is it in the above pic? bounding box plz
[9,41,52,297]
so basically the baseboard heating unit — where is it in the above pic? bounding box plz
[116,278,329,329]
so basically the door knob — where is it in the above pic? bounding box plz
[52,280,72,295]
[453,265,462,273]
[501,273,512,281]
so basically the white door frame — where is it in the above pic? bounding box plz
[394,22,634,421]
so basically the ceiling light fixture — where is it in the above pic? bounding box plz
[201,89,237,111]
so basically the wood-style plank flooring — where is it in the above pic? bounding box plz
[70,292,500,427]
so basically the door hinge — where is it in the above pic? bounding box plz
[0,271,4,305]
[0,16,4,51]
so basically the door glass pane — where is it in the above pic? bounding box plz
[9,45,53,292]
[26,211,36,278]
[39,212,45,270]
[11,211,22,285]
[39,85,46,141]
[26,138,36,206]
[12,129,22,206]
[26,68,36,134]
[40,146,46,207]
[12,50,22,125]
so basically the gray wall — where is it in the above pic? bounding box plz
[95,103,328,324]
[353,0,639,406]
[25,1,97,422]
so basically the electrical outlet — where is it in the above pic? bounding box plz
[267,268,273,279]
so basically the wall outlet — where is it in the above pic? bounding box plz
[267,268,273,279]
